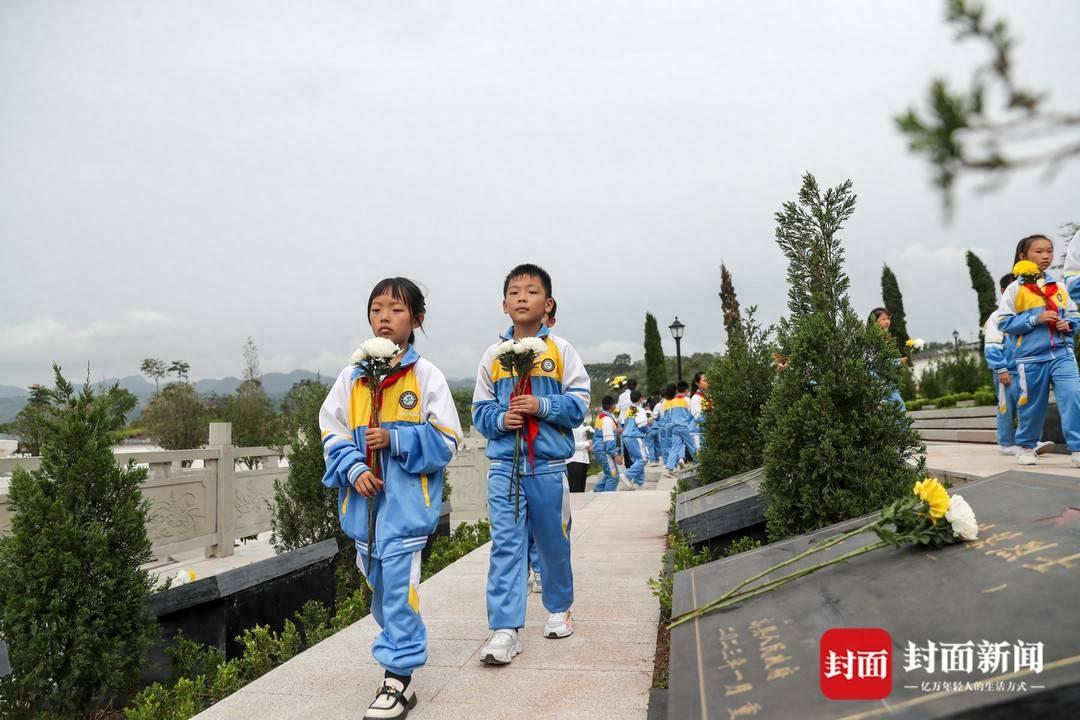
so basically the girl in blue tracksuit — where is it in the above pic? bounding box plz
[664,385,697,473]
[592,396,620,492]
[619,390,648,489]
[320,278,462,720]
[997,235,1080,467]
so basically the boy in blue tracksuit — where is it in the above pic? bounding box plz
[472,264,590,665]
[658,385,675,463]
[592,396,620,492]
[646,397,662,464]
[997,235,1080,467]
[984,287,1019,455]
[619,390,648,490]
[663,385,697,475]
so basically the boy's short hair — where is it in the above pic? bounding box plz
[504,263,552,297]
[1000,273,1014,291]
[663,384,676,399]
[601,395,615,410]
[676,380,689,393]
[627,378,637,390]
[630,389,642,403]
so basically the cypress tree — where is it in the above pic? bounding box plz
[966,251,998,351]
[697,308,776,483]
[760,174,925,541]
[880,264,911,349]
[643,313,668,395]
[719,263,742,346]
[0,367,155,715]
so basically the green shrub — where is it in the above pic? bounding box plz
[723,536,763,557]
[0,368,156,717]
[760,175,924,541]
[697,308,776,486]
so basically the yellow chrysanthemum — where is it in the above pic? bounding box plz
[187,569,197,582]
[905,339,915,347]
[913,478,950,520]
[1012,260,1040,278]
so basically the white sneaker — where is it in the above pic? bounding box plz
[1072,452,1080,468]
[662,469,675,478]
[480,629,522,665]
[997,445,1019,456]
[678,459,686,468]
[544,611,573,639]
[529,570,543,594]
[1016,449,1038,466]
[1035,441,1056,455]
[619,473,634,491]
[364,678,416,720]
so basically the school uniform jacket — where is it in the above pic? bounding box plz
[983,310,1015,376]
[996,271,1080,365]
[472,325,590,471]
[320,346,463,559]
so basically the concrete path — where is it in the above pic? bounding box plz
[924,440,1080,484]
[194,469,676,720]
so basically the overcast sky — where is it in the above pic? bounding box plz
[2,1,1078,388]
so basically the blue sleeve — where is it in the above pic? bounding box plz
[323,440,369,489]
[472,353,511,440]
[984,342,1007,373]
[391,424,455,475]
[535,392,587,429]
[998,309,1041,336]
[318,368,370,489]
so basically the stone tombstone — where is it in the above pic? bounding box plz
[675,468,767,552]
[669,470,1080,719]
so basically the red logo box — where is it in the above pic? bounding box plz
[820,628,893,700]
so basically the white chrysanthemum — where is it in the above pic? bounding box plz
[945,494,978,541]
[350,347,369,364]
[511,341,529,354]
[173,568,196,586]
[360,337,400,359]
[496,340,517,356]
[911,338,926,350]
[520,337,548,354]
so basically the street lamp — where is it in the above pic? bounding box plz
[669,316,686,384]
[952,329,960,350]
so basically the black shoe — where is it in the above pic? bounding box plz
[363,678,417,719]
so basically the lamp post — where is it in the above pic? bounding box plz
[952,329,960,350]
[669,317,685,384]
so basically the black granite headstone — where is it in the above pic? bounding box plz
[670,470,1080,719]
[675,468,767,553]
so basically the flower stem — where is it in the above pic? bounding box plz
[668,539,890,629]
[716,522,880,603]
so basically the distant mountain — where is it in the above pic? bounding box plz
[0,370,323,424]
[0,385,29,399]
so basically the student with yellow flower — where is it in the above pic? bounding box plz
[997,235,1080,466]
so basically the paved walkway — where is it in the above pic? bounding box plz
[924,441,1080,484]
[195,468,676,720]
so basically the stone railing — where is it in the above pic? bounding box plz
[0,423,286,560]
[0,424,492,560]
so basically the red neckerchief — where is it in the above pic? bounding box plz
[511,374,541,473]
[359,364,411,467]
[1022,279,1061,346]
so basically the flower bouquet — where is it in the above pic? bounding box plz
[351,337,402,567]
[904,338,926,353]
[668,477,978,629]
[495,337,547,521]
